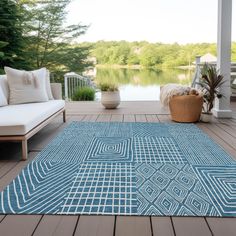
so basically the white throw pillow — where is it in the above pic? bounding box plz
[5,67,49,105]
[0,86,8,107]
[46,70,54,100]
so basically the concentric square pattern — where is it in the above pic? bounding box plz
[84,137,133,162]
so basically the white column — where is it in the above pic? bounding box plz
[213,0,232,118]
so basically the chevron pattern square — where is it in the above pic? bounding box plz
[0,161,78,214]
[0,122,236,216]
[193,165,236,216]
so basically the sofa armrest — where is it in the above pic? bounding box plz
[50,83,62,100]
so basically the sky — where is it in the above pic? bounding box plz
[66,0,236,44]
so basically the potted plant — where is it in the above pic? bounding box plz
[99,82,120,109]
[160,84,203,123]
[198,63,225,122]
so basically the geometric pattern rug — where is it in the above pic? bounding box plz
[0,122,236,216]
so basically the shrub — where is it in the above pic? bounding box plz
[73,87,95,101]
[99,82,119,92]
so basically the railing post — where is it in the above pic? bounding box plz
[64,75,68,101]
[195,56,201,66]
[195,56,201,88]
[191,56,201,87]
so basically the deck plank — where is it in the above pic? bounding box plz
[198,124,236,159]
[0,215,5,222]
[0,161,19,179]
[157,115,173,123]
[0,161,9,170]
[204,124,236,149]
[33,215,78,236]
[0,215,42,236]
[66,101,169,115]
[30,114,86,151]
[172,217,212,236]
[74,215,114,236]
[0,152,37,191]
[215,122,236,138]
[151,217,175,236]
[29,116,69,151]
[135,114,147,122]
[218,117,236,126]
[115,216,152,236]
[206,218,236,236]
[110,114,124,122]
[123,114,135,122]
[82,114,99,122]
[96,114,112,122]
[67,115,85,122]
[146,114,160,122]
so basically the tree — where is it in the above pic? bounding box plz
[127,52,140,65]
[139,45,162,67]
[107,44,130,65]
[20,0,90,72]
[0,0,24,72]
[232,42,236,61]
[90,41,224,68]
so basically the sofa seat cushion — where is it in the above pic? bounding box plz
[0,100,65,136]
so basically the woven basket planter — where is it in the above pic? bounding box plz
[169,95,203,123]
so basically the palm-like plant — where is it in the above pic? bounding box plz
[198,63,225,113]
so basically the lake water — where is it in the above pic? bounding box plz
[94,67,193,101]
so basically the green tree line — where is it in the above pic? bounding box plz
[1,0,236,75]
[0,0,91,77]
[81,41,236,68]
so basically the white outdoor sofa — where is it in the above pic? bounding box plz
[0,75,66,160]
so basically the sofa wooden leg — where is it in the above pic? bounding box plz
[22,140,28,161]
[63,110,66,123]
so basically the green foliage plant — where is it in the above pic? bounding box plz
[198,63,225,113]
[99,82,119,92]
[0,0,24,70]
[90,40,220,69]
[19,0,90,72]
[73,86,95,101]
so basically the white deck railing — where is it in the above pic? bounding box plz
[191,57,236,90]
[64,72,94,101]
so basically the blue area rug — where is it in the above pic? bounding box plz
[1,122,236,216]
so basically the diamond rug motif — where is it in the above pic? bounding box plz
[0,122,236,216]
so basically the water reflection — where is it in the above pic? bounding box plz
[94,67,192,101]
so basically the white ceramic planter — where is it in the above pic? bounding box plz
[101,91,120,109]
[200,112,212,123]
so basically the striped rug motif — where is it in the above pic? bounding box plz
[0,122,236,216]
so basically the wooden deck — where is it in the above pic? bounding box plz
[0,101,236,236]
